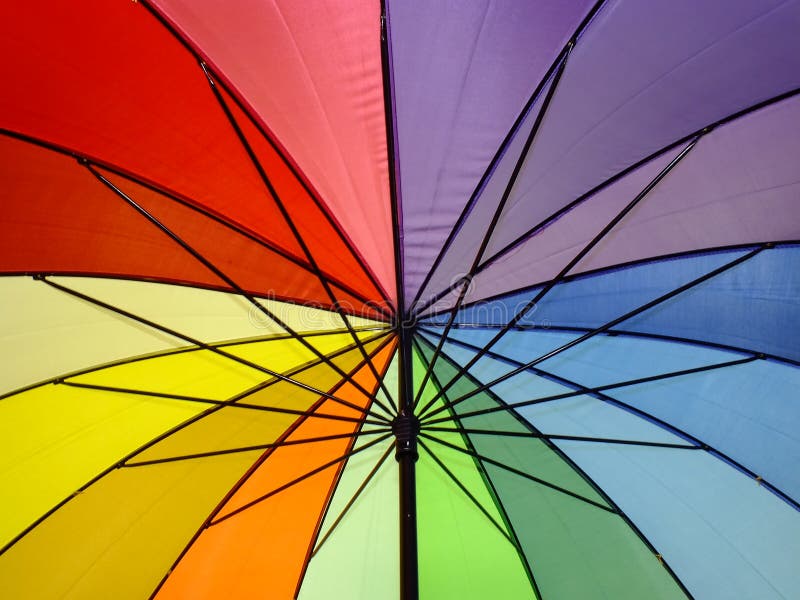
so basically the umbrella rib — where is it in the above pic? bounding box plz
[419,245,766,421]
[57,381,385,426]
[123,429,392,468]
[421,240,799,322]
[207,433,394,527]
[413,337,543,598]
[136,0,395,313]
[0,326,387,404]
[38,275,390,422]
[81,163,396,419]
[415,337,695,597]
[414,133,703,419]
[419,329,757,424]
[417,439,517,547]
[309,442,395,559]
[512,323,800,369]
[0,129,392,321]
[410,41,575,411]
[420,333,800,510]
[420,433,615,514]
[473,86,800,276]
[197,65,398,415]
[407,0,609,315]
[423,427,701,450]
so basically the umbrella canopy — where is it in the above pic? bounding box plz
[1,1,799,599]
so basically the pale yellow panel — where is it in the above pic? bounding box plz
[64,275,386,335]
[0,276,389,397]
[0,277,183,397]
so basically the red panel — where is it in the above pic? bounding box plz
[0,135,386,318]
[220,85,390,311]
[151,0,397,303]
[1,0,314,276]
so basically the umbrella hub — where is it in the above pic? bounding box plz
[391,412,420,462]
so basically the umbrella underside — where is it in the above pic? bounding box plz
[1,1,799,599]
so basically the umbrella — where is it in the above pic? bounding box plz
[1,0,799,598]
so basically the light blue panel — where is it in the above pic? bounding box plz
[415,329,579,413]
[554,436,800,600]
[430,328,800,499]
[613,359,800,501]
[429,337,800,599]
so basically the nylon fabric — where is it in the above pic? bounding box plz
[149,0,396,302]
[154,341,395,600]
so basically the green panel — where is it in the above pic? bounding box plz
[420,339,687,600]
[298,351,399,599]
[413,349,535,600]
[0,451,260,600]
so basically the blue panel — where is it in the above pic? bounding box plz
[423,245,800,362]
[432,328,800,499]
[426,333,800,600]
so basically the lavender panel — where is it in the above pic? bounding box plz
[459,92,800,306]
[388,0,595,309]
[485,0,800,257]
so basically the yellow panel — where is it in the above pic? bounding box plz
[0,451,261,600]
[132,344,368,463]
[0,384,203,548]
[0,333,381,548]
[71,332,360,400]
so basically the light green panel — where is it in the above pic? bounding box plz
[369,348,399,421]
[0,451,260,600]
[298,435,398,600]
[413,349,534,599]
[417,449,535,600]
[412,351,510,531]
[298,349,399,599]
[0,384,203,547]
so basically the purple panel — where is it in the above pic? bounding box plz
[414,79,549,313]
[454,92,800,306]
[485,0,800,257]
[388,0,595,309]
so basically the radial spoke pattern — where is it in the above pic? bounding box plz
[1,1,799,600]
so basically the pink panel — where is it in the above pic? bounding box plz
[150,0,396,303]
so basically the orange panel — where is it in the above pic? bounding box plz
[155,340,396,600]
